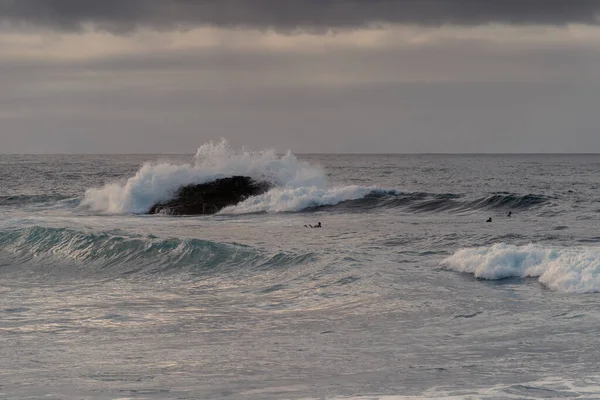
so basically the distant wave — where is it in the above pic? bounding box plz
[80,139,404,215]
[463,193,548,210]
[0,194,76,207]
[220,186,389,214]
[82,139,327,214]
[0,226,314,276]
[13,187,551,216]
[442,243,600,293]
[81,139,550,215]
[286,192,549,214]
[410,192,548,213]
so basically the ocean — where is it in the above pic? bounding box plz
[2,142,600,399]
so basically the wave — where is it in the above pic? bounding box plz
[0,194,76,207]
[442,243,600,293]
[82,139,327,214]
[300,192,548,214]
[464,193,549,210]
[413,193,548,213]
[217,188,546,215]
[0,226,312,277]
[220,186,387,214]
[81,139,550,215]
[12,188,549,215]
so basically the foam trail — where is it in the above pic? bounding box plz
[82,139,326,214]
[221,185,379,214]
[442,243,600,293]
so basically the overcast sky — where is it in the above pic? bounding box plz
[2,0,600,153]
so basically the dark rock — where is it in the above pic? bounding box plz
[148,176,272,215]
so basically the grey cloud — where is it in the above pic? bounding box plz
[1,0,600,33]
[2,38,597,98]
[3,80,600,153]
[1,33,600,153]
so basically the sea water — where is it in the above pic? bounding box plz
[2,141,600,399]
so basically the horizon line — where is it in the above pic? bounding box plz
[3,152,600,156]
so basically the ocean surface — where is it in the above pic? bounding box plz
[2,142,600,399]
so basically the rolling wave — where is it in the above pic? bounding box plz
[464,193,549,210]
[78,140,552,216]
[82,139,326,214]
[0,194,76,207]
[4,188,549,216]
[0,226,314,277]
[442,243,600,293]
[300,191,549,214]
[220,186,388,214]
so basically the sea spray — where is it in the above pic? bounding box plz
[220,185,379,214]
[82,139,326,214]
[82,140,548,216]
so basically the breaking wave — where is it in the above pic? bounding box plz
[220,186,386,214]
[82,139,329,214]
[81,139,550,215]
[442,243,600,293]
[0,194,76,207]
[284,192,549,214]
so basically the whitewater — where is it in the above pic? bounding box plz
[2,144,600,399]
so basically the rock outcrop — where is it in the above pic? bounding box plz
[148,176,271,215]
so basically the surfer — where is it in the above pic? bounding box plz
[486,217,492,223]
[306,222,322,228]
[507,211,512,218]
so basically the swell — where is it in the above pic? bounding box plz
[3,189,550,216]
[0,226,314,277]
[307,191,550,214]
[80,140,552,216]
[0,194,77,207]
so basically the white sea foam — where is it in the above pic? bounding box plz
[442,243,600,293]
[220,185,378,214]
[83,139,378,214]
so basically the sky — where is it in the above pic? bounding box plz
[1,0,600,153]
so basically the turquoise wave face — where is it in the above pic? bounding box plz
[0,226,317,278]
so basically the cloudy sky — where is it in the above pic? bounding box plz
[1,0,600,153]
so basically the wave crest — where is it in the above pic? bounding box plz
[221,186,383,214]
[0,226,273,276]
[442,243,600,293]
[82,139,325,214]
[306,192,548,214]
[80,140,550,215]
[0,195,76,207]
[465,193,548,210]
